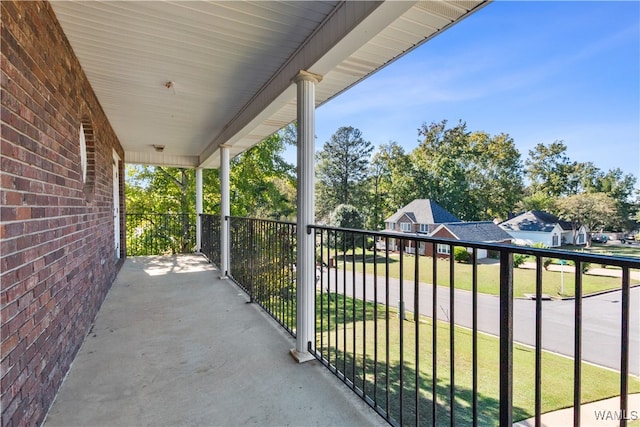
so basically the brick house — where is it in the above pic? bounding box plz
[380,199,461,252]
[0,1,496,425]
[1,2,125,424]
[428,221,512,258]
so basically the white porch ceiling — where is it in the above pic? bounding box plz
[50,1,488,168]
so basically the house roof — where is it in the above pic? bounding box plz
[385,199,461,225]
[436,221,512,242]
[499,210,573,233]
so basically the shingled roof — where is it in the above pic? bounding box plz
[385,199,461,225]
[436,221,512,242]
[499,210,573,232]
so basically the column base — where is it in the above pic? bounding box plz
[289,348,315,363]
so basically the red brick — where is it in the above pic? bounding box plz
[1,1,124,425]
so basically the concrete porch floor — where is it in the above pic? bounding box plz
[44,255,383,426]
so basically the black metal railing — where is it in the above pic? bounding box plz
[200,214,221,268]
[228,216,297,335]
[196,216,638,427]
[125,213,196,256]
[310,225,638,427]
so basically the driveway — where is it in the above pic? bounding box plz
[318,269,639,376]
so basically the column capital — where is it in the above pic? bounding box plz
[292,70,323,84]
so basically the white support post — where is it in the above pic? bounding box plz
[195,167,203,252]
[290,70,322,363]
[220,145,230,279]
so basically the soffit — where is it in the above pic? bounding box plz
[51,1,488,168]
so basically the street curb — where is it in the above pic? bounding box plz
[552,283,640,301]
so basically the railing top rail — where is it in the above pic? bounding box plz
[226,215,296,227]
[126,212,194,216]
[309,224,640,268]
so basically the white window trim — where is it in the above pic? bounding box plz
[400,222,411,232]
[437,244,450,255]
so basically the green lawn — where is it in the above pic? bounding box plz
[326,250,639,298]
[577,243,640,258]
[316,294,640,426]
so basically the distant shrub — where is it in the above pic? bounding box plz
[453,247,470,263]
[531,242,548,249]
[543,258,553,270]
[513,253,527,268]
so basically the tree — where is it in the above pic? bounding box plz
[525,141,575,197]
[315,126,373,221]
[328,204,365,252]
[515,191,557,213]
[366,142,413,230]
[554,193,620,247]
[125,130,295,254]
[230,132,296,220]
[465,131,524,220]
[411,120,523,221]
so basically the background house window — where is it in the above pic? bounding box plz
[401,222,411,232]
[552,235,559,246]
[437,244,450,255]
[419,224,429,233]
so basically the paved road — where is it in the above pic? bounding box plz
[318,269,639,376]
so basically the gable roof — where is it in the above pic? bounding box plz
[499,210,573,232]
[385,199,461,225]
[436,221,512,242]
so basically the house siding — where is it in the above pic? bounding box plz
[427,228,456,258]
[1,2,124,425]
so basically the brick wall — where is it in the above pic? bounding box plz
[1,1,125,425]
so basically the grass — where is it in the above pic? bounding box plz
[577,242,640,258]
[316,294,640,426]
[325,250,639,298]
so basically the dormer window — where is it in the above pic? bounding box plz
[401,222,411,232]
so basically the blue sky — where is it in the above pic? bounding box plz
[299,1,640,181]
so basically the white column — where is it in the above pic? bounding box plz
[195,167,203,252]
[291,70,322,363]
[220,145,230,278]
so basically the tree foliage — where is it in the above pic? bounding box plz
[524,142,636,229]
[315,126,373,221]
[366,142,413,230]
[554,193,620,246]
[230,132,296,219]
[328,204,365,251]
[525,141,575,197]
[409,120,523,221]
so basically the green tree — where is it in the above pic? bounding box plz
[515,191,557,213]
[366,142,413,229]
[554,193,620,247]
[411,120,523,221]
[230,132,296,219]
[328,204,365,252]
[125,130,295,254]
[465,131,524,220]
[525,141,576,197]
[316,126,373,221]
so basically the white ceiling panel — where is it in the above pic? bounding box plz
[50,0,488,168]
